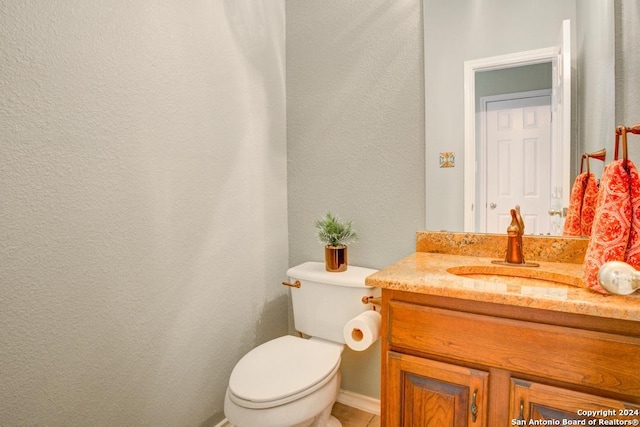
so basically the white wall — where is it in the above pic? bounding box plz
[0,1,287,426]
[286,0,425,399]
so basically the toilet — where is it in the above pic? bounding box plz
[224,261,380,427]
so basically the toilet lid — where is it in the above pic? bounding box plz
[228,336,342,405]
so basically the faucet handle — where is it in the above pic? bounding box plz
[514,205,525,235]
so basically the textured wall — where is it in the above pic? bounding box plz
[576,0,615,171]
[286,0,425,399]
[0,1,287,426]
[617,0,640,157]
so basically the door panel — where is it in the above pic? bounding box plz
[485,95,551,234]
[403,374,467,426]
[386,351,488,427]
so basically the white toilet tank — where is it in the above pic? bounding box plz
[286,262,380,344]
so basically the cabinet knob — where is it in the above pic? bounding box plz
[470,388,479,422]
[518,399,525,421]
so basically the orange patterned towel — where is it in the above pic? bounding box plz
[580,173,599,236]
[563,173,589,236]
[583,160,632,294]
[624,161,640,269]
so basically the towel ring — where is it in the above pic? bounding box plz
[580,148,606,174]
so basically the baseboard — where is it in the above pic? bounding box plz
[213,418,231,427]
[336,389,381,416]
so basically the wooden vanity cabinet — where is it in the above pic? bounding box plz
[381,289,640,426]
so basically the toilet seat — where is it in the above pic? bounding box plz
[228,335,342,409]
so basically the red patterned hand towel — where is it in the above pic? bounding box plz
[563,173,589,236]
[624,161,640,268]
[582,160,632,294]
[580,173,599,236]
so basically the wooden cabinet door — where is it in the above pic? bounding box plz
[510,378,640,423]
[386,351,489,427]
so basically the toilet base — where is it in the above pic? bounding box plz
[327,415,341,427]
[226,417,340,427]
[224,407,342,427]
[224,371,341,427]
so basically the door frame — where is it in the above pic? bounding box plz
[463,47,562,231]
[478,89,552,233]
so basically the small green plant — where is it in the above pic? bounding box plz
[315,212,358,247]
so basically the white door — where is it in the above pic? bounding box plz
[484,94,552,234]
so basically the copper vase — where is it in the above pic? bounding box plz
[324,245,347,272]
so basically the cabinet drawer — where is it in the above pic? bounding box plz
[387,300,640,397]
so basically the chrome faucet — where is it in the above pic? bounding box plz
[492,205,539,267]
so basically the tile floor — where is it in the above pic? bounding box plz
[331,402,380,427]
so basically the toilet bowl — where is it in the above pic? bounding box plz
[224,336,343,427]
[224,262,380,427]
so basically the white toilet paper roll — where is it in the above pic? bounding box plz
[343,310,381,351]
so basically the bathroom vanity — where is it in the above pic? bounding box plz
[366,232,640,426]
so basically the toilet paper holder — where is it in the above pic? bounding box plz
[361,295,381,306]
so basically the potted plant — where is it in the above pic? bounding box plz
[315,212,358,272]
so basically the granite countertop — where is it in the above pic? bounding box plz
[365,232,640,322]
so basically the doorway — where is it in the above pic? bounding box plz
[463,20,572,234]
[478,91,552,234]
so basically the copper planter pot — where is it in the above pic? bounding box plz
[324,245,348,272]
